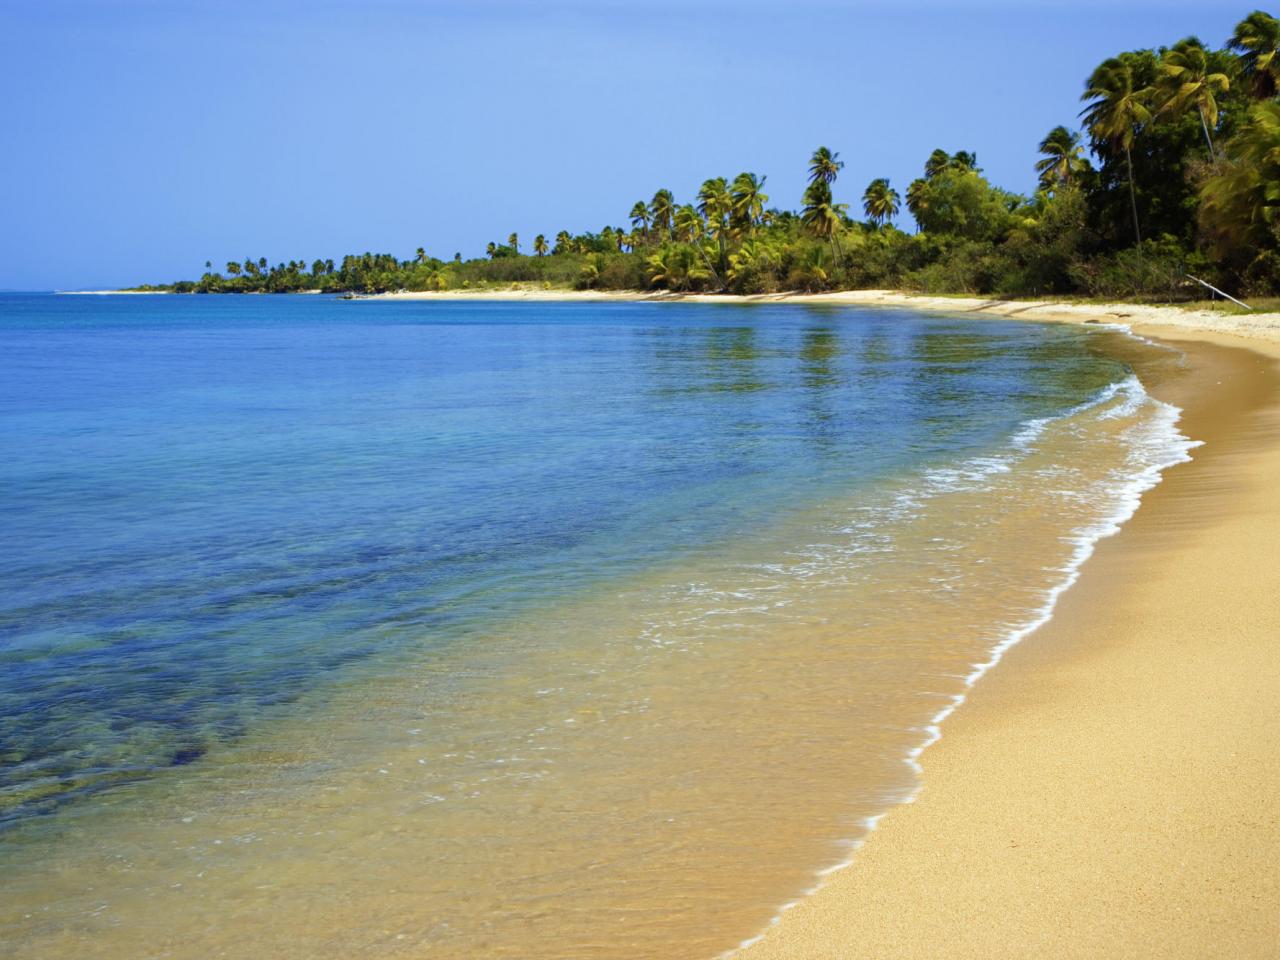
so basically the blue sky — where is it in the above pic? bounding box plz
[0,0,1250,290]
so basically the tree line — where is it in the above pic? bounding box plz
[144,10,1280,302]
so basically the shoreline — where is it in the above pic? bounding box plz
[57,287,1280,343]
[21,291,1279,954]
[364,288,1280,343]
[736,323,1280,958]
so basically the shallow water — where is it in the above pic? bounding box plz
[0,295,1191,958]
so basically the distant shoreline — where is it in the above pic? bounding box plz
[358,288,1280,344]
[56,287,1280,343]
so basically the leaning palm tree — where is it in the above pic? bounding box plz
[629,202,651,244]
[1199,99,1280,258]
[862,178,901,226]
[730,172,769,235]
[650,189,676,242]
[808,146,844,185]
[1081,56,1153,244]
[1230,10,1280,99]
[801,180,849,263]
[673,204,704,244]
[1157,37,1230,159]
[1035,126,1090,190]
[533,234,548,257]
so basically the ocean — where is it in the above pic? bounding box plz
[0,293,1194,958]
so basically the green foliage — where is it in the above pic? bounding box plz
[648,244,713,292]
[862,178,901,226]
[1229,10,1280,98]
[907,167,1024,241]
[142,10,1277,303]
[1035,127,1092,191]
[1067,237,1208,300]
[1199,100,1280,272]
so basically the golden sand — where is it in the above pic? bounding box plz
[738,327,1280,959]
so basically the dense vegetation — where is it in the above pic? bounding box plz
[143,10,1280,302]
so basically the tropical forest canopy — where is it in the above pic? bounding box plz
[143,10,1280,302]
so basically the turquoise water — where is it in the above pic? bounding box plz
[0,293,1126,831]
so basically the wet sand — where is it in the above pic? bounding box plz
[738,326,1280,958]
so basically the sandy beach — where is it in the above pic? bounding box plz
[731,322,1280,958]
[370,288,1280,955]
[30,288,1280,955]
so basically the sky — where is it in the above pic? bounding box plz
[0,0,1252,290]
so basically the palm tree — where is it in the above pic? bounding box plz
[951,151,978,172]
[924,149,951,179]
[650,189,675,241]
[905,178,930,230]
[647,245,711,291]
[727,238,778,291]
[791,246,830,292]
[554,230,572,254]
[862,178,901,226]
[507,233,519,253]
[629,201,651,244]
[1035,126,1090,190]
[801,180,848,262]
[673,204,722,287]
[730,172,769,235]
[1229,10,1280,99]
[533,234,548,257]
[1081,56,1153,244]
[226,261,241,276]
[808,146,844,185]
[697,177,733,273]
[486,242,497,259]
[415,247,427,264]
[673,204,704,244]
[1199,100,1280,258]
[1158,37,1230,158]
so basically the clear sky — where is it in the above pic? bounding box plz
[0,0,1251,290]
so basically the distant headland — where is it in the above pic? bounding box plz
[127,11,1280,311]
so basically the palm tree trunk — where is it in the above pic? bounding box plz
[1197,105,1215,160]
[1125,146,1142,246]
[694,241,724,291]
